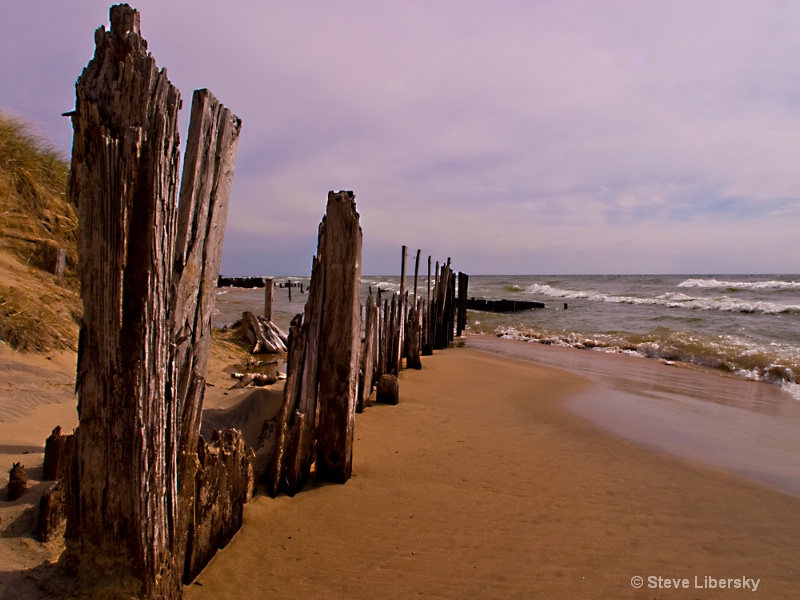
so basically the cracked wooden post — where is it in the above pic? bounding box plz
[315,190,363,483]
[173,88,242,585]
[65,5,241,597]
[264,277,275,321]
[266,191,362,494]
[66,6,183,597]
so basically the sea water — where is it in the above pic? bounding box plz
[215,273,800,495]
[215,274,800,399]
[464,275,800,399]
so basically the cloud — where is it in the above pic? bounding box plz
[3,0,800,274]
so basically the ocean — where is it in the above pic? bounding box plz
[214,272,800,496]
[215,273,800,400]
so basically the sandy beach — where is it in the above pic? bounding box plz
[3,339,800,598]
[185,345,800,599]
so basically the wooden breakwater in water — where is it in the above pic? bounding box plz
[217,275,265,288]
[466,298,545,313]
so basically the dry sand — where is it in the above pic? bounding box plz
[185,347,800,599]
[0,344,79,595]
[3,342,800,598]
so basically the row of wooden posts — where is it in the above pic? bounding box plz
[32,5,470,599]
[263,232,470,497]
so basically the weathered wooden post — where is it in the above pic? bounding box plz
[64,5,242,597]
[396,246,407,372]
[423,256,433,355]
[266,191,362,494]
[358,292,378,412]
[65,7,183,596]
[405,299,422,369]
[316,191,363,483]
[457,272,469,337]
[264,277,274,321]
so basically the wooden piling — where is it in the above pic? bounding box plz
[264,277,274,321]
[423,256,433,355]
[64,6,241,596]
[358,293,378,412]
[457,272,469,337]
[313,191,363,483]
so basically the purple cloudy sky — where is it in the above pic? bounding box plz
[2,1,799,275]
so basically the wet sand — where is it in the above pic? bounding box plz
[468,335,800,497]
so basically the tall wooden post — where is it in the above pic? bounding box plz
[264,277,274,321]
[65,6,241,597]
[315,191,362,483]
[66,7,182,597]
[171,88,242,584]
[456,272,469,337]
[413,249,421,301]
[423,256,433,355]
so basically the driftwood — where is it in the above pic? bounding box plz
[230,372,280,388]
[6,463,28,501]
[241,311,288,353]
[65,6,241,597]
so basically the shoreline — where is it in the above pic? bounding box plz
[466,333,800,499]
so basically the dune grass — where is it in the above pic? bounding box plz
[0,113,81,351]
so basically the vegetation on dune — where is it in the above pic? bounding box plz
[0,112,81,351]
[0,113,250,356]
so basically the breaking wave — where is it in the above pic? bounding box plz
[678,278,800,290]
[491,325,800,399]
[524,284,800,315]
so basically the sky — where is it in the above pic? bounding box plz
[2,1,799,275]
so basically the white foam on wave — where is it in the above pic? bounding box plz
[493,324,800,392]
[525,284,800,314]
[679,278,800,290]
